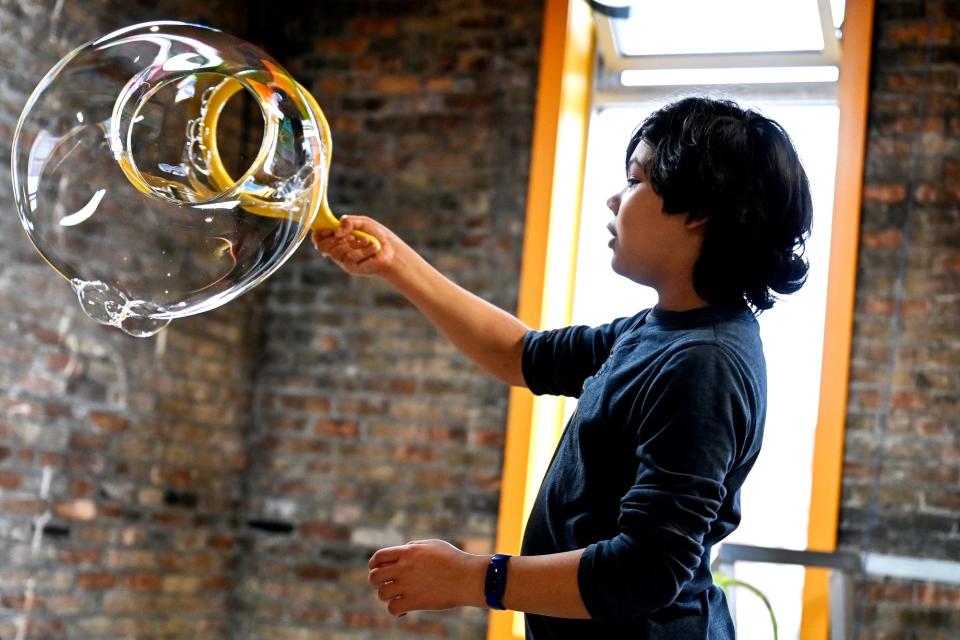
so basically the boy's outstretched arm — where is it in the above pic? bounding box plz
[312,215,529,388]
[367,539,590,619]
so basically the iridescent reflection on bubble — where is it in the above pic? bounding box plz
[11,21,326,336]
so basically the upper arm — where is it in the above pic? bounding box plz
[521,317,636,398]
[633,344,747,476]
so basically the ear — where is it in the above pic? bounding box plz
[684,214,709,231]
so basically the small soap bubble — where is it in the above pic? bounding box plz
[73,279,126,325]
[71,279,171,337]
[119,302,171,338]
[12,21,329,336]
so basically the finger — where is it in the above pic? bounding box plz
[387,594,412,617]
[353,245,383,268]
[346,235,372,253]
[325,243,359,264]
[311,234,331,253]
[368,564,398,587]
[312,234,346,256]
[342,214,372,232]
[377,581,403,603]
[334,216,354,237]
[369,547,404,569]
[339,245,376,265]
[341,215,384,242]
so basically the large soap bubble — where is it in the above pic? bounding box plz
[11,21,363,337]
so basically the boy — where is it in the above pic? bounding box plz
[313,96,812,638]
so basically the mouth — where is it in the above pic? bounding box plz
[606,224,617,247]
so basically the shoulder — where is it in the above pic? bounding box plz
[525,309,652,351]
[636,308,762,375]
[657,340,743,382]
[612,336,753,404]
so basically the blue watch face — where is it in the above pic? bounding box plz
[485,554,510,610]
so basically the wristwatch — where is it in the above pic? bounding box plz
[484,553,511,610]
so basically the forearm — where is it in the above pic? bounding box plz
[499,550,590,619]
[368,541,590,619]
[384,240,529,387]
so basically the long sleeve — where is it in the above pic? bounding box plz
[577,343,750,618]
[521,314,645,398]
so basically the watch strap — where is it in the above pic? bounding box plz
[484,553,511,610]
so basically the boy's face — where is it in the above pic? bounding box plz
[605,142,704,291]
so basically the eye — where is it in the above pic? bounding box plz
[626,177,641,187]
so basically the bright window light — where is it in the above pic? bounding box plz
[831,0,847,29]
[620,65,840,87]
[612,0,826,56]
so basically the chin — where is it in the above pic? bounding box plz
[610,261,634,282]
[611,261,650,287]
[609,256,623,276]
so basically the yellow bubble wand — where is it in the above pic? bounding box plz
[117,67,378,248]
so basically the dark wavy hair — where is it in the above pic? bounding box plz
[627,96,813,311]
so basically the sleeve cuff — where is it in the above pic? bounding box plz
[577,543,604,619]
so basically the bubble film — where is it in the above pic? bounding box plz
[11,22,327,336]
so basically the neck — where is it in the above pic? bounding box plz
[654,284,708,313]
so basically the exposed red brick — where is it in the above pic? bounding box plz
[70,478,96,496]
[863,184,907,203]
[342,611,394,630]
[347,16,399,36]
[68,431,109,451]
[915,583,960,608]
[24,619,65,636]
[200,575,232,591]
[316,37,368,56]
[300,522,350,541]
[1,498,44,514]
[59,549,101,565]
[863,228,903,249]
[901,299,931,316]
[75,573,116,590]
[884,72,926,92]
[924,492,960,510]
[863,581,913,603]
[39,451,62,466]
[393,445,438,464]
[18,322,61,345]
[0,470,22,489]
[119,573,162,591]
[207,534,236,551]
[314,419,360,438]
[295,564,340,580]
[372,74,420,94]
[291,607,335,624]
[883,21,954,45]
[865,297,896,315]
[88,411,130,433]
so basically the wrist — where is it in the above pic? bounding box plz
[382,240,417,287]
[469,554,491,608]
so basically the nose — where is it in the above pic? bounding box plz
[607,191,620,214]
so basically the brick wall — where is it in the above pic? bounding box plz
[234,1,543,638]
[1,0,543,639]
[0,1,262,639]
[840,0,960,637]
